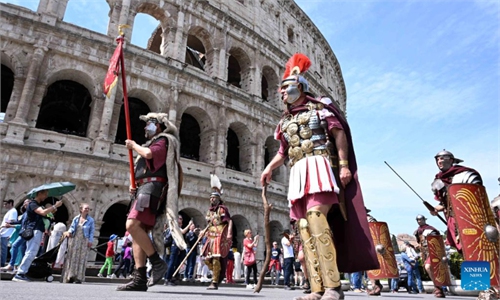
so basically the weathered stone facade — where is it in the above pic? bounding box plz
[0,0,346,261]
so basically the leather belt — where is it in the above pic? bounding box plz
[136,177,167,186]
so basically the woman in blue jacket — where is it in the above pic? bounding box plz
[63,203,95,283]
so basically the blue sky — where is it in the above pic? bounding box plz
[3,0,499,237]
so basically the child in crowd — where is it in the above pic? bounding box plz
[98,234,117,278]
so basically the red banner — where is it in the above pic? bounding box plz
[103,39,122,98]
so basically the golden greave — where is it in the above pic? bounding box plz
[306,210,341,288]
[299,218,324,293]
[211,258,221,283]
[205,258,213,271]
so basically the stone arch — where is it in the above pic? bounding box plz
[184,26,212,72]
[133,2,175,55]
[114,97,151,145]
[9,175,74,223]
[43,67,99,98]
[226,121,253,174]
[261,65,279,104]
[1,64,14,113]
[227,47,252,92]
[95,201,129,261]
[186,26,213,75]
[1,48,27,78]
[36,80,92,137]
[134,2,172,28]
[179,113,200,161]
[1,49,27,121]
[264,136,285,183]
[269,220,283,245]
[179,207,204,229]
[180,105,215,163]
[127,85,164,112]
[231,214,251,252]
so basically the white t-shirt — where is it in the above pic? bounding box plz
[281,236,294,259]
[0,207,18,238]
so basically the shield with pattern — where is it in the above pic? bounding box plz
[427,234,452,286]
[367,222,398,279]
[448,183,500,286]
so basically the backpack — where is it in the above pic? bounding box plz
[163,229,173,247]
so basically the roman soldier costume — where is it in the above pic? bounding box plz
[274,54,378,300]
[201,174,232,290]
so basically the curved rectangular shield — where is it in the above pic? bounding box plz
[448,183,500,286]
[427,234,452,286]
[367,222,399,279]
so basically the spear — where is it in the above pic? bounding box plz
[384,161,447,225]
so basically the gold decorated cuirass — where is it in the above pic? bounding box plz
[280,102,331,167]
[206,207,224,226]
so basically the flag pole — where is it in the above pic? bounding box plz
[117,25,136,190]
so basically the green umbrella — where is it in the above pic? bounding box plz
[27,182,76,199]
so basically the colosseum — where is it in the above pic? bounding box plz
[0,0,347,262]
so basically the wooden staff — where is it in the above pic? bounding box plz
[172,224,210,278]
[254,184,272,293]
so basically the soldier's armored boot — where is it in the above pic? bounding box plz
[293,218,324,300]
[116,267,148,292]
[307,210,342,300]
[207,259,220,290]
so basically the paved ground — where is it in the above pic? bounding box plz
[1,279,479,300]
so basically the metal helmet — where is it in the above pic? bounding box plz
[210,174,223,200]
[280,53,312,104]
[416,214,427,221]
[491,195,500,209]
[434,149,463,164]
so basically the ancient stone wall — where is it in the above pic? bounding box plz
[0,0,346,261]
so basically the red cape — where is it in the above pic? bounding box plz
[288,96,380,272]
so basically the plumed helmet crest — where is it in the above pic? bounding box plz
[282,53,312,79]
[210,174,223,198]
[281,53,312,94]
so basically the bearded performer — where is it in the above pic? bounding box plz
[431,150,483,253]
[117,113,185,292]
[201,174,233,290]
[260,53,379,300]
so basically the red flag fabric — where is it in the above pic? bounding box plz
[103,39,122,98]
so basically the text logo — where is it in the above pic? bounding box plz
[461,261,490,290]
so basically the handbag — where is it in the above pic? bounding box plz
[244,250,256,266]
[20,228,34,240]
[19,201,40,241]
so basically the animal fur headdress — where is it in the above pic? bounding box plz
[139,112,179,139]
